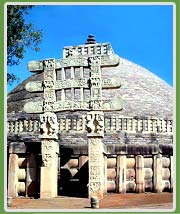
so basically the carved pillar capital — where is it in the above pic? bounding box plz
[86,111,104,138]
[39,112,58,140]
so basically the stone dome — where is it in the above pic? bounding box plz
[7,56,173,119]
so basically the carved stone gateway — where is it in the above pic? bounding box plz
[23,35,121,200]
[8,35,173,205]
[7,33,174,208]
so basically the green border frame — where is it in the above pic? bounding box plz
[0,1,178,214]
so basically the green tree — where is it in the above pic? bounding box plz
[7,5,42,84]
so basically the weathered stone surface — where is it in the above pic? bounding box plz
[39,112,58,140]
[8,154,19,197]
[7,37,173,199]
[40,140,59,198]
[88,138,104,199]
[25,77,121,92]
[8,56,173,118]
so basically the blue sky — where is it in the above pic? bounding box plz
[7,4,174,92]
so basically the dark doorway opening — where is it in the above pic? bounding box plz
[58,147,89,198]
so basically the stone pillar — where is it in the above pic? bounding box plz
[39,59,59,198]
[87,55,105,203]
[117,155,126,193]
[135,155,145,193]
[39,112,59,198]
[40,140,59,198]
[8,154,18,197]
[153,154,162,193]
[88,138,104,199]
[87,111,105,200]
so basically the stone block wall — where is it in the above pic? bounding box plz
[8,153,38,198]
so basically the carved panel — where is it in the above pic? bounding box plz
[90,100,102,110]
[90,166,101,181]
[104,116,173,134]
[41,140,53,153]
[63,43,113,58]
[40,112,58,139]
[89,182,102,195]
[25,77,121,93]
[88,137,104,198]
[42,153,52,167]
[27,53,119,74]
[7,117,173,135]
[86,112,104,137]
[44,69,56,80]
[56,57,88,68]
[43,80,55,89]
[43,59,55,70]
[44,89,56,102]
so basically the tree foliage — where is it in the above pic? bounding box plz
[7,5,42,84]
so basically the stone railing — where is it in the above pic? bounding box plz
[104,116,173,134]
[7,116,173,135]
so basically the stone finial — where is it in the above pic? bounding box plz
[86,34,96,44]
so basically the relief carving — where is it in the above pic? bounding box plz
[90,100,102,110]
[89,182,101,195]
[27,47,118,72]
[44,69,56,80]
[91,66,101,76]
[66,48,79,57]
[88,56,101,67]
[43,59,55,69]
[86,112,104,137]
[89,166,100,180]
[56,57,88,68]
[42,140,53,153]
[43,80,55,89]
[89,153,100,162]
[91,88,102,100]
[90,77,101,87]
[43,101,55,112]
[24,77,120,93]
[88,138,102,146]
[40,112,58,139]
[42,153,52,167]
[44,90,56,102]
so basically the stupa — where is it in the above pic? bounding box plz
[7,35,173,200]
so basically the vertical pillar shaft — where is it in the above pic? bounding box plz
[40,140,59,198]
[117,155,126,193]
[153,154,162,193]
[135,155,145,193]
[40,59,59,198]
[87,56,104,201]
[88,138,104,199]
[8,154,18,197]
